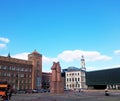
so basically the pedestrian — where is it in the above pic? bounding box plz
[105,88,109,96]
[7,84,13,100]
[8,88,13,100]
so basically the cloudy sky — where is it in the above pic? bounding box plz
[0,0,120,72]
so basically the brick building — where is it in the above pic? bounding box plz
[42,72,51,89]
[0,50,43,90]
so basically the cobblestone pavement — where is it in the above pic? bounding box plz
[3,90,120,101]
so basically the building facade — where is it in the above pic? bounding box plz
[65,67,87,90]
[42,72,51,89]
[0,55,32,90]
[86,67,120,89]
[0,50,42,90]
[28,50,42,90]
[64,56,87,90]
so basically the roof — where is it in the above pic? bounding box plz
[67,66,80,71]
[31,49,40,55]
[30,49,42,56]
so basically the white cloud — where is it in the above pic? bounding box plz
[58,50,112,62]
[43,55,58,64]
[0,37,10,43]
[12,52,29,60]
[87,64,120,72]
[112,65,120,68]
[11,50,112,63]
[58,50,81,62]
[0,44,6,49]
[0,37,10,49]
[114,50,120,55]
[10,50,112,72]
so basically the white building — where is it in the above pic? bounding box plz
[65,66,87,90]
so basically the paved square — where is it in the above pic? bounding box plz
[2,90,120,101]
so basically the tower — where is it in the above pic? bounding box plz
[81,55,86,71]
[28,50,42,89]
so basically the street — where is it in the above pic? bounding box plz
[3,90,120,101]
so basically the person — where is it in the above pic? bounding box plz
[105,88,109,96]
[7,84,13,100]
[8,89,13,100]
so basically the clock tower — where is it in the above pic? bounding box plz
[81,55,86,71]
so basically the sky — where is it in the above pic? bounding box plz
[0,0,120,72]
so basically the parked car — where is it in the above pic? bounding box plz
[32,89,38,93]
[37,89,44,93]
[25,89,33,94]
[17,90,26,94]
[12,89,17,94]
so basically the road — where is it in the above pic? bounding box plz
[2,90,120,101]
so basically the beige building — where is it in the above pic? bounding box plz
[65,56,87,90]
[65,67,87,90]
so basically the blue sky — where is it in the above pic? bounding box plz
[0,0,120,72]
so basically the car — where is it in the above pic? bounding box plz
[32,89,38,93]
[25,89,32,93]
[37,89,44,93]
[17,90,26,94]
[12,89,17,94]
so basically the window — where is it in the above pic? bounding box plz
[7,73,11,77]
[21,68,24,71]
[4,72,6,76]
[75,78,77,81]
[20,74,24,77]
[81,77,84,82]
[7,66,11,70]
[29,80,31,83]
[72,78,74,82]
[12,66,15,71]
[29,68,32,72]
[29,75,31,78]
[67,78,68,82]
[2,66,6,70]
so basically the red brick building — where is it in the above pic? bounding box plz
[42,72,51,89]
[28,50,42,90]
[0,50,46,90]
